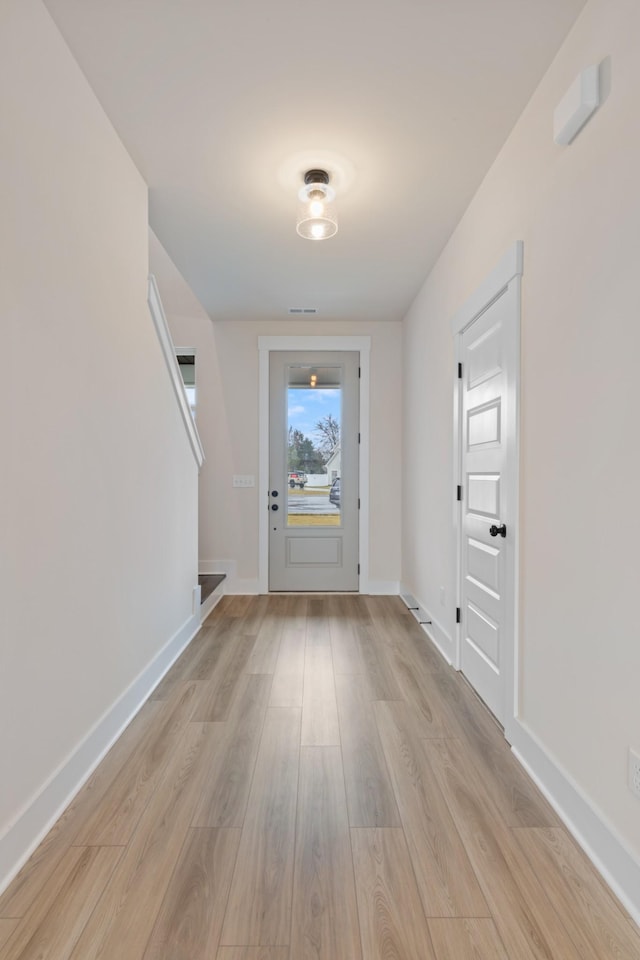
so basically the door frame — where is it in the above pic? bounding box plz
[258,336,371,594]
[450,241,522,741]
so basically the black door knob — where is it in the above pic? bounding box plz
[271,490,278,497]
[271,503,279,511]
[489,523,506,538]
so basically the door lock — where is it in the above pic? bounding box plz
[489,523,506,538]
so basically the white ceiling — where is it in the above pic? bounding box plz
[43,0,584,323]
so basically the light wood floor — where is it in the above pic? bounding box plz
[2,595,639,960]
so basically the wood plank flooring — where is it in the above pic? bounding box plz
[1,595,639,960]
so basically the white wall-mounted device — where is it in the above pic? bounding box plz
[553,64,600,146]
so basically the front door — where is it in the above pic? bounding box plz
[459,279,518,724]
[268,351,359,591]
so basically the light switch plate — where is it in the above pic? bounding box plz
[233,475,255,488]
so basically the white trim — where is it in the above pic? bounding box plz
[450,241,523,336]
[452,241,522,738]
[358,346,371,594]
[200,589,224,621]
[197,565,228,620]
[0,611,201,898]
[398,580,640,923]
[399,591,419,610]
[192,584,202,615]
[400,586,454,665]
[199,559,237,579]
[259,336,374,352]
[510,275,522,733]
[258,345,270,593]
[258,336,371,594]
[447,239,640,926]
[367,580,400,595]
[511,720,640,926]
[200,560,257,596]
[226,578,260,595]
[452,335,463,672]
[148,274,205,468]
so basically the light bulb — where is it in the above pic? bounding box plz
[296,171,338,239]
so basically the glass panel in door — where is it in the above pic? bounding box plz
[286,364,342,527]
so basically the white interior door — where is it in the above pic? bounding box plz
[268,351,359,591]
[458,279,518,724]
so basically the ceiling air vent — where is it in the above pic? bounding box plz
[288,307,318,315]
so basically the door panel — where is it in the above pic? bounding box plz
[467,319,502,387]
[466,604,500,666]
[287,537,341,565]
[269,351,359,591]
[467,400,501,447]
[466,538,500,593]
[466,474,500,516]
[460,285,516,723]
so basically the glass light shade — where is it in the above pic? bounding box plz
[296,199,338,240]
[296,176,338,240]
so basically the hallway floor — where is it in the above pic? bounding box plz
[1,595,638,959]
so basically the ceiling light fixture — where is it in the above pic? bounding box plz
[296,169,338,240]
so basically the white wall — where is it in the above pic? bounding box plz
[152,251,403,593]
[0,0,199,890]
[149,230,223,580]
[402,0,640,914]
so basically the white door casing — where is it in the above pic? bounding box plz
[268,350,359,591]
[451,242,522,736]
[258,336,371,594]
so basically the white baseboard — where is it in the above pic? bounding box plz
[400,585,454,665]
[226,578,260,595]
[199,558,236,578]
[200,586,224,621]
[197,565,227,621]
[421,611,454,666]
[398,585,640,923]
[367,580,400,595]
[199,560,257,595]
[192,584,202,615]
[202,564,398,598]
[0,611,201,899]
[510,720,640,926]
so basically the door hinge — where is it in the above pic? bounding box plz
[458,362,463,379]
[358,366,361,378]
[456,607,461,624]
[456,484,462,501]
[358,498,361,509]
[358,432,361,444]
[357,563,360,574]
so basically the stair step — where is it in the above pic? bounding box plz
[198,573,226,603]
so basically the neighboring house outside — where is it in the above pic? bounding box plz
[324,444,340,482]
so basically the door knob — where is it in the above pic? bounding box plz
[271,503,279,511]
[271,490,278,497]
[489,523,506,538]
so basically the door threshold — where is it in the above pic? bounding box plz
[267,590,360,596]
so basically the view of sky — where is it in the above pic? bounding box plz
[288,387,341,442]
